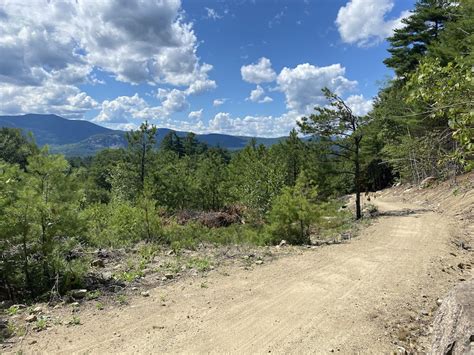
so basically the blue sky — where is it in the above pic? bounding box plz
[0,0,415,136]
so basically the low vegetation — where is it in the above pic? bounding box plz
[0,0,472,306]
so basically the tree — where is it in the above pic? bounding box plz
[160,131,184,157]
[183,132,207,156]
[267,172,319,245]
[298,88,369,219]
[384,0,455,77]
[0,128,38,169]
[126,121,157,189]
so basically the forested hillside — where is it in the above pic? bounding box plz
[0,0,472,305]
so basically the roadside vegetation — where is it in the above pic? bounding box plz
[0,0,472,308]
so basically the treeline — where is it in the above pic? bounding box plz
[365,0,473,183]
[0,124,355,300]
[1,0,472,301]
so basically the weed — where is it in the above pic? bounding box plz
[96,302,105,310]
[200,282,208,288]
[6,305,20,316]
[116,295,128,305]
[86,290,101,300]
[69,316,81,326]
[35,318,47,331]
[187,257,212,272]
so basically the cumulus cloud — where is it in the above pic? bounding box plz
[336,0,409,47]
[247,85,273,103]
[277,63,357,114]
[213,98,227,107]
[0,0,216,117]
[94,94,148,124]
[208,111,296,137]
[241,57,277,84]
[346,94,373,116]
[188,109,203,120]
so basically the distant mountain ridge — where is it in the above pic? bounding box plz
[0,114,284,156]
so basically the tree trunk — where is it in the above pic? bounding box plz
[354,137,362,220]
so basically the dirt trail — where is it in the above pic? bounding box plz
[12,196,472,354]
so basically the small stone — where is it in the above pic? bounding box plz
[279,240,287,247]
[32,306,43,314]
[71,289,87,299]
[161,276,168,281]
[166,250,174,256]
[255,260,264,265]
[101,271,113,280]
[29,340,37,345]
[26,314,37,322]
[70,302,80,307]
[436,298,443,306]
[164,273,174,280]
[91,259,105,268]
[131,287,139,291]
[421,309,429,316]
[141,291,150,297]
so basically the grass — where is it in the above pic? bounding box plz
[86,290,102,300]
[96,302,105,310]
[68,316,81,326]
[35,318,47,331]
[6,305,20,316]
[116,295,128,305]
[186,257,213,272]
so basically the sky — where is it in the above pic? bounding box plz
[0,0,415,137]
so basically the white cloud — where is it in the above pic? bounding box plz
[247,85,273,104]
[336,0,409,47]
[0,0,216,118]
[205,8,222,20]
[0,83,98,119]
[241,57,277,84]
[156,88,189,116]
[208,111,296,137]
[346,94,373,116]
[188,109,203,120]
[94,94,147,124]
[213,98,227,107]
[277,63,357,114]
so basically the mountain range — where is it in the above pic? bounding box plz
[0,114,284,156]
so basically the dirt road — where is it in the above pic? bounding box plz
[13,196,471,353]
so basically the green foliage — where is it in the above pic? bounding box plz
[267,172,320,245]
[0,127,38,169]
[384,0,455,77]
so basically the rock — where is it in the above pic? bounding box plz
[101,271,113,281]
[32,306,42,314]
[71,289,87,299]
[25,314,37,323]
[166,250,174,256]
[140,291,150,297]
[436,298,443,306]
[70,302,80,307]
[29,339,37,345]
[255,260,264,265]
[164,273,174,280]
[161,276,168,281]
[420,176,436,188]
[91,259,105,268]
[278,240,287,247]
[421,309,430,316]
[131,287,138,291]
[431,278,474,354]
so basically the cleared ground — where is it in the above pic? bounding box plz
[10,189,473,354]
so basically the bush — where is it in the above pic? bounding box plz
[267,173,320,245]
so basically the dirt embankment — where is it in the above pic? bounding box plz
[5,174,473,354]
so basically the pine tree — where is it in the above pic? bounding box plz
[384,0,455,77]
[126,121,157,189]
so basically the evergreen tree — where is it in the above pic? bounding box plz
[160,131,184,157]
[126,121,157,189]
[384,0,454,77]
[298,88,370,219]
